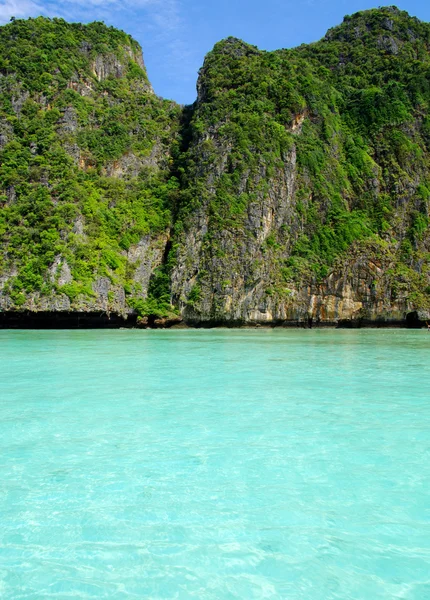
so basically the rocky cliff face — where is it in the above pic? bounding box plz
[168,9,430,326]
[1,9,430,327]
[0,17,180,323]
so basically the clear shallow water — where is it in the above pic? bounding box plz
[1,329,430,599]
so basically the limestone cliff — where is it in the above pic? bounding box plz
[1,8,430,327]
[0,17,180,323]
[170,10,430,326]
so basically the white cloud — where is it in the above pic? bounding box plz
[0,0,44,23]
[0,0,181,30]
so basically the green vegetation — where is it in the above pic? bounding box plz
[172,6,430,313]
[0,16,180,317]
[1,7,430,320]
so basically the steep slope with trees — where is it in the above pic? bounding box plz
[1,7,430,326]
[0,17,181,324]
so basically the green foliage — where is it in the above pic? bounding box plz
[2,7,430,316]
[174,5,430,289]
[0,17,140,95]
[187,284,202,306]
[0,16,180,311]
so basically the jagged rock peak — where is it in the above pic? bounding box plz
[0,16,153,92]
[210,37,260,57]
[324,5,425,44]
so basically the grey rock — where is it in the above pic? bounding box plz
[79,40,92,56]
[92,53,126,81]
[11,89,29,115]
[128,234,168,292]
[6,186,16,204]
[90,46,153,93]
[92,276,111,305]
[103,144,164,178]
[72,217,85,236]
[39,294,71,311]
[382,18,394,31]
[377,35,399,55]
[0,118,13,149]
[49,257,73,286]
[57,106,78,134]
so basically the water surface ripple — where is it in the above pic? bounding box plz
[1,329,430,599]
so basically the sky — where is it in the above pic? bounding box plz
[0,0,429,104]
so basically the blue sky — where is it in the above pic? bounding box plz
[0,0,429,104]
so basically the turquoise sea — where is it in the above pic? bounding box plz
[1,329,430,599]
